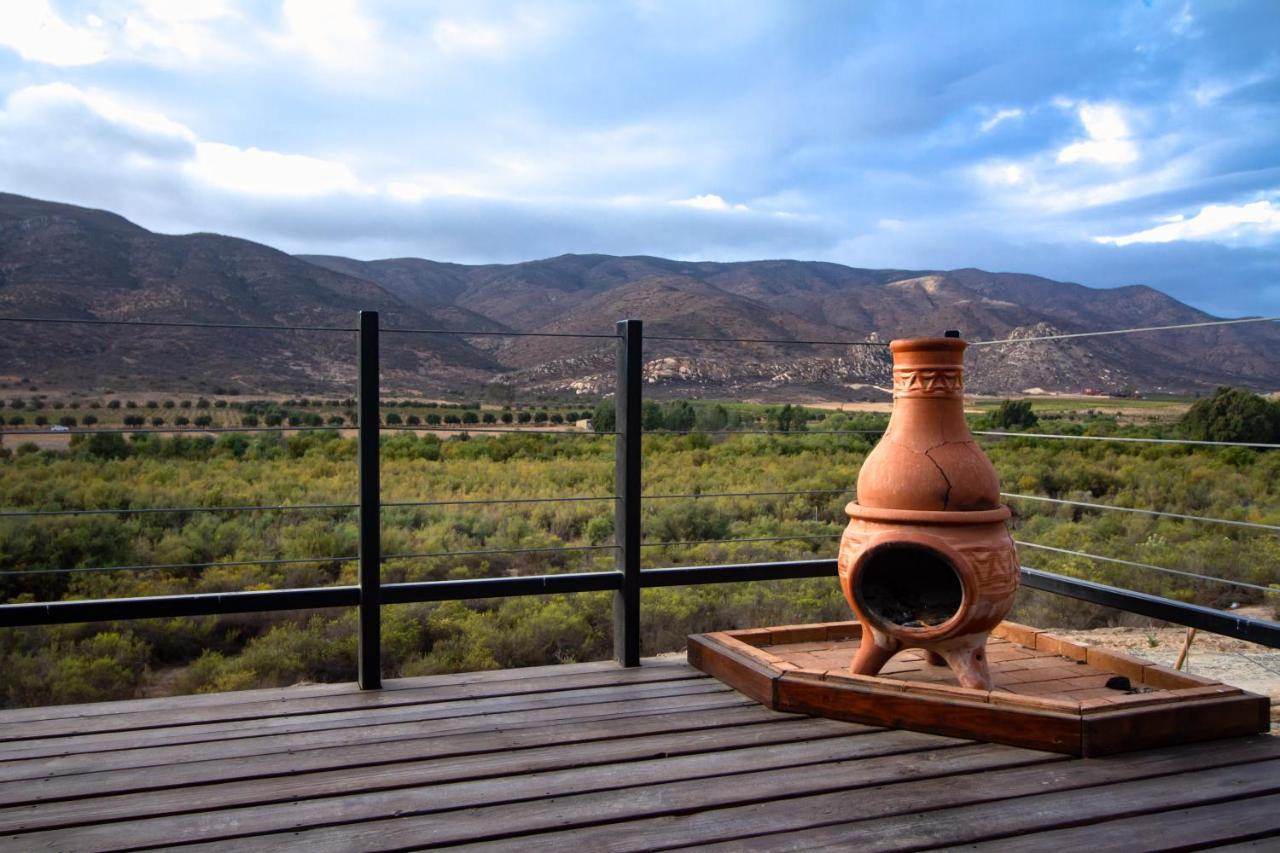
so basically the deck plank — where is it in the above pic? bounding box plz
[0,674,724,764]
[0,690,756,783]
[959,790,1280,851]
[0,658,1273,853]
[454,735,1280,853]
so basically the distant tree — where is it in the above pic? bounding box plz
[426,413,442,425]
[482,412,496,424]
[123,415,145,426]
[463,411,479,424]
[1180,386,1280,443]
[196,398,210,409]
[194,415,213,427]
[7,416,24,425]
[566,411,580,422]
[696,404,729,432]
[82,432,130,460]
[499,412,513,424]
[550,413,564,424]
[641,401,664,431]
[163,400,175,409]
[241,415,260,427]
[34,415,47,426]
[81,414,98,426]
[767,404,807,432]
[591,401,616,433]
[179,400,192,409]
[145,400,158,409]
[516,411,532,424]
[150,417,164,427]
[108,400,122,409]
[533,411,548,424]
[8,400,24,410]
[327,415,345,426]
[444,414,461,425]
[264,414,283,427]
[125,401,137,409]
[990,400,1039,430]
[664,401,697,432]
[174,416,190,426]
[385,412,403,425]
[406,414,421,426]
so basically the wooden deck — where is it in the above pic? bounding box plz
[1,657,1277,851]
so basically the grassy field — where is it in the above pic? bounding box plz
[1,398,1276,708]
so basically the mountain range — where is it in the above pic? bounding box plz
[2,192,1277,399]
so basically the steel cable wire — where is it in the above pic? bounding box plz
[1015,541,1280,596]
[1004,493,1280,533]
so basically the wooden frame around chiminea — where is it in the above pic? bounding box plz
[688,620,1270,757]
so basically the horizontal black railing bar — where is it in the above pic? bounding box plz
[378,425,617,436]
[381,327,620,339]
[1016,541,1280,596]
[0,316,357,333]
[639,558,837,587]
[0,554,358,578]
[0,586,360,628]
[1005,493,1280,533]
[644,333,889,346]
[969,315,1280,347]
[382,544,619,561]
[0,501,359,519]
[645,429,885,436]
[381,571,624,604]
[0,425,346,437]
[5,563,1275,647]
[640,533,841,548]
[643,488,850,501]
[975,430,1280,450]
[1020,568,1280,648]
[384,495,617,509]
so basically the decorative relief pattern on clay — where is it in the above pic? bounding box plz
[957,544,1020,596]
[892,367,963,398]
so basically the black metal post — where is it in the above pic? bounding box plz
[357,310,382,689]
[614,319,643,666]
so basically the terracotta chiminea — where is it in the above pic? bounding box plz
[838,334,1018,690]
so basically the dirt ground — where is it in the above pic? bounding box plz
[1058,606,1280,725]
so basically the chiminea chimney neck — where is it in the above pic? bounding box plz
[890,337,966,401]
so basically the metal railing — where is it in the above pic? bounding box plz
[1,312,1278,693]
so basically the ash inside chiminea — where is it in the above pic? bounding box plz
[857,545,962,629]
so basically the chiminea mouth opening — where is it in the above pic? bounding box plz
[855,544,963,631]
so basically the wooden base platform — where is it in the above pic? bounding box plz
[2,658,1280,850]
[688,621,1270,756]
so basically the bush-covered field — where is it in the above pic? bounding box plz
[1,398,1277,708]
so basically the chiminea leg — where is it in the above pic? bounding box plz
[937,634,993,690]
[850,626,900,676]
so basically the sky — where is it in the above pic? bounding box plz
[0,1,1278,317]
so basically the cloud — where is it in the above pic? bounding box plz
[979,108,1023,133]
[187,143,363,197]
[0,0,241,67]
[0,1,109,66]
[1096,200,1280,246]
[1057,103,1139,166]
[671,194,749,212]
[432,19,505,53]
[973,162,1027,187]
